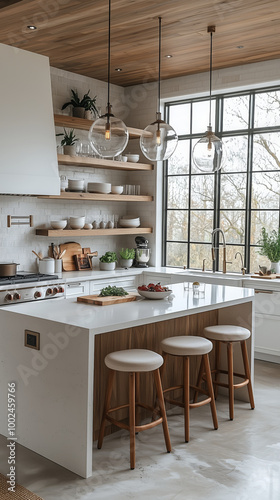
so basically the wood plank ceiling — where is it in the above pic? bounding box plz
[0,0,280,87]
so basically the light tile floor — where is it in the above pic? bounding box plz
[0,360,280,500]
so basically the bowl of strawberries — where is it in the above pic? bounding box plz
[137,283,172,300]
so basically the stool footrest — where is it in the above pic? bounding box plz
[106,413,164,433]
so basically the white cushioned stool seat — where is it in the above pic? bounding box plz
[105,349,163,373]
[203,325,250,342]
[161,336,213,356]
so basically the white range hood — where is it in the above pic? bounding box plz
[0,43,60,195]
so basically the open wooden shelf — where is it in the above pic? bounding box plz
[57,154,153,171]
[36,227,153,237]
[54,114,148,139]
[38,192,153,202]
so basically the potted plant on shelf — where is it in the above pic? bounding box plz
[258,227,280,273]
[99,251,118,271]
[119,248,135,269]
[61,89,98,119]
[56,128,78,156]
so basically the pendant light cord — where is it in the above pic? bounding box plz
[157,16,162,114]
[209,30,213,127]
[107,0,111,111]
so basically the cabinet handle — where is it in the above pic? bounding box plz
[67,283,82,288]
[255,290,273,294]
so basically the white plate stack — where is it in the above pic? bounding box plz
[119,216,140,228]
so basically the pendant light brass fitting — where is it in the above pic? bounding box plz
[207,25,216,33]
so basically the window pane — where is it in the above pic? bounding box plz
[169,103,190,135]
[254,91,280,128]
[250,247,270,274]
[250,210,279,244]
[167,176,189,208]
[222,136,248,172]
[166,242,187,267]
[192,100,215,134]
[253,132,280,171]
[168,140,190,175]
[223,95,249,131]
[251,172,280,210]
[220,173,247,209]
[220,210,246,244]
[190,211,213,242]
[217,245,245,273]
[189,244,211,269]
[167,210,188,241]
[190,175,214,209]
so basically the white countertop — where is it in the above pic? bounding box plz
[1,283,254,334]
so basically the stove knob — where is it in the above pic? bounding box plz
[14,292,21,300]
[5,293,13,301]
[34,291,42,299]
[46,288,53,296]
[52,287,58,295]
[58,286,64,293]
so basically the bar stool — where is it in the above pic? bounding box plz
[98,349,171,470]
[201,325,255,420]
[160,336,218,443]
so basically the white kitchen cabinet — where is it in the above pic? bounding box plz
[140,272,173,286]
[65,281,90,298]
[253,289,280,363]
[89,275,137,294]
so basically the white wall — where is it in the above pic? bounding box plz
[0,59,280,271]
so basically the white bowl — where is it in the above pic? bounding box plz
[119,219,140,228]
[137,289,172,300]
[69,223,85,230]
[68,179,84,190]
[87,182,111,194]
[123,154,139,163]
[69,216,85,228]
[111,185,123,195]
[50,220,67,230]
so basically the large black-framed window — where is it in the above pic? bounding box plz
[163,87,280,273]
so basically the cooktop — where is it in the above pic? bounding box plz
[0,273,59,285]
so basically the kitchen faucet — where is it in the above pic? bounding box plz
[211,228,232,273]
[235,251,246,275]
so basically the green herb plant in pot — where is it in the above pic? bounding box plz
[119,248,135,269]
[258,227,280,274]
[56,128,78,156]
[99,251,118,271]
[61,89,98,119]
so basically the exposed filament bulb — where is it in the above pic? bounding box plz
[105,121,111,140]
[156,128,161,146]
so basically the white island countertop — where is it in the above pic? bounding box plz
[2,283,254,334]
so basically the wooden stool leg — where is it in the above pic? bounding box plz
[227,342,234,420]
[193,355,204,403]
[135,372,141,427]
[152,352,168,421]
[153,369,171,453]
[214,340,221,399]
[183,356,190,443]
[241,340,255,409]
[98,369,115,449]
[203,354,218,430]
[129,372,136,470]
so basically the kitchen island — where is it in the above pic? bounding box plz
[0,283,254,478]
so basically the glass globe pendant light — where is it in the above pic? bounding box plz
[192,26,224,173]
[88,0,128,158]
[140,17,178,162]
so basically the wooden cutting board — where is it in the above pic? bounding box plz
[77,293,138,306]
[59,242,82,271]
[251,274,277,279]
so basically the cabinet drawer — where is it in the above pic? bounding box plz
[254,290,280,316]
[66,281,89,298]
[89,276,136,293]
[255,314,280,356]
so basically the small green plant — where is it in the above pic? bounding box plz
[99,251,118,263]
[119,248,135,260]
[258,227,280,262]
[56,128,78,146]
[99,285,128,297]
[61,89,98,115]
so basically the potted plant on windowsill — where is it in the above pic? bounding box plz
[56,128,78,156]
[119,248,135,269]
[61,89,98,119]
[99,251,118,271]
[258,227,280,273]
